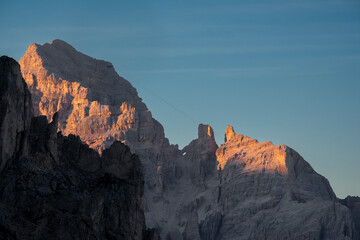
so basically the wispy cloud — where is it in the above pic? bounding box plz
[8,25,158,38]
[121,66,339,78]
[111,43,360,58]
[182,1,355,16]
[124,67,279,74]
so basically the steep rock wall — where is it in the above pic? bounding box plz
[0,56,159,240]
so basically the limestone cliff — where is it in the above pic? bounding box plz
[19,39,167,154]
[0,56,33,172]
[0,56,159,240]
[213,126,355,239]
[19,40,183,236]
[342,196,360,238]
[182,124,218,189]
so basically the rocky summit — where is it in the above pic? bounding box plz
[0,56,159,240]
[19,39,166,154]
[16,40,360,239]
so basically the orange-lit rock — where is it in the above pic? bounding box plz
[19,39,166,154]
[217,125,287,175]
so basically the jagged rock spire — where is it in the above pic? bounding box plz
[224,125,235,142]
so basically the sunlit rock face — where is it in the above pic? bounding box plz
[19,39,182,237]
[146,125,357,239]
[0,56,159,240]
[19,39,167,154]
[214,126,354,239]
[218,125,287,173]
[19,40,358,239]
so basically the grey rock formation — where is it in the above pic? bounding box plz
[0,56,157,239]
[182,124,218,189]
[155,124,357,239]
[341,196,360,238]
[18,40,360,239]
[183,211,201,240]
[213,126,356,239]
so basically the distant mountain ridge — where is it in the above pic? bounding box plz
[19,39,360,239]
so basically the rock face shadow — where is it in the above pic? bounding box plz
[0,56,160,240]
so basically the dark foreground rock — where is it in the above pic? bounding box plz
[0,55,158,239]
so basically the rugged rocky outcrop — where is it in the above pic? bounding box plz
[0,56,33,172]
[341,196,360,238]
[0,56,158,239]
[19,39,168,154]
[213,126,356,239]
[19,39,183,237]
[182,124,218,189]
[19,40,359,239]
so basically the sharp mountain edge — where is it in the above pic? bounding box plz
[1,39,358,239]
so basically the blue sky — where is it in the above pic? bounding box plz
[1,0,359,198]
